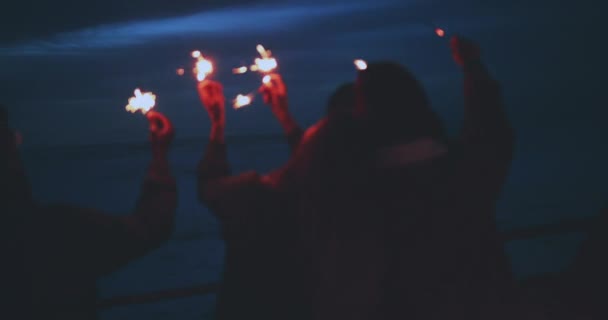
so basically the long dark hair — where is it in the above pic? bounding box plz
[356,61,448,147]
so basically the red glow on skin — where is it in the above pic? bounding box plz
[435,28,445,37]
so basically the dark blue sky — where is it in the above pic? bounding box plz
[1,0,605,226]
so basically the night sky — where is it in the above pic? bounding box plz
[1,0,606,258]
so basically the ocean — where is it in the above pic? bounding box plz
[19,135,597,319]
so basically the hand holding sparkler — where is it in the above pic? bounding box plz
[259,74,288,115]
[259,73,299,134]
[197,80,226,142]
[450,35,481,67]
[146,111,174,158]
[231,44,280,110]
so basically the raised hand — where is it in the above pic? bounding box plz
[259,73,289,121]
[450,36,481,67]
[197,80,226,128]
[146,110,174,157]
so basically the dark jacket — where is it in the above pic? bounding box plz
[283,61,515,320]
[3,154,177,319]
[197,129,305,320]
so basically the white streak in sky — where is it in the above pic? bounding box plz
[0,1,402,56]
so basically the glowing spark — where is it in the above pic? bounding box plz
[176,68,185,76]
[435,28,445,37]
[262,75,271,84]
[354,59,368,70]
[192,52,214,82]
[191,50,201,58]
[233,66,248,74]
[256,44,269,58]
[251,44,278,73]
[233,94,253,109]
[255,57,278,73]
[126,89,156,114]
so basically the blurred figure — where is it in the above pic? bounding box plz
[280,36,516,320]
[1,107,177,319]
[196,77,307,320]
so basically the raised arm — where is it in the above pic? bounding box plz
[453,37,514,148]
[196,80,266,221]
[453,36,515,202]
[44,111,178,276]
[260,73,303,153]
[197,80,230,189]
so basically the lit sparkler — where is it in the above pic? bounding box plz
[125,89,156,114]
[233,94,254,109]
[435,28,446,37]
[191,50,214,81]
[252,44,278,73]
[354,59,368,71]
[232,66,248,74]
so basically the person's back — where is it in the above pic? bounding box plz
[285,37,516,320]
[365,146,513,319]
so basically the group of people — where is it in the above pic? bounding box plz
[1,36,604,319]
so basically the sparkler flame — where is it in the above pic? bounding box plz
[252,44,278,73]
[262,75,271,84]
[233,66,248,74]
[435,28,445,37]
[126,89,156,114]
[354,59,368,70]
[176,68,185,76]
[256,44,269,58]
[192,52,214,82]
[233,94,253,109]
[254,57,278,73]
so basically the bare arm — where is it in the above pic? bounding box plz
[43,111,178,276]
[196,80,268,222]
[260,73,303,153]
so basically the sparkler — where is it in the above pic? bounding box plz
[125,89,156,114]
[253,44,278,73]
[435,28,446,37]
[232,44,279,76]
[233,94,254,109]
[231,44,281,110]
[191,50,214,81]
[232,66,248,74]
[354,59,368,71]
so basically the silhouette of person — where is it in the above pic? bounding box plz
[195,77,308,320]
[276,36,516,320]
[1,107,177,319]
